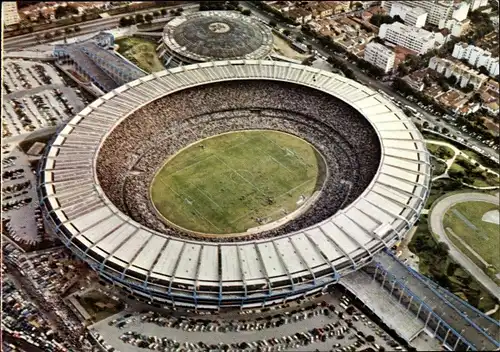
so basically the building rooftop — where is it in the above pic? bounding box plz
[162,11,274,62]
[382,22,438,40]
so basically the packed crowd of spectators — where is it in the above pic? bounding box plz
[96,81,381,242]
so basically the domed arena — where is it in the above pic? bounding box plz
[37,60,431,309]
[159,11,273,65]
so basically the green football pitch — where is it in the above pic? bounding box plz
[150,130,324,235]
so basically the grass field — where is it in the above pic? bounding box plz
[115,36,164,73]
[426,143,455,160]
[151,130,323,234]
[442,201,500,272]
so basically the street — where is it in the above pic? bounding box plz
[3,4,199,51]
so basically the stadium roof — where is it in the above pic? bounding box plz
[39,60,431,289]
[162,11,273,62]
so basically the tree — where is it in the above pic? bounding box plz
[241,9,251,16]
[153,11,160,17]
[145,13,153,23]
[64,27,73,34]
[119,17,128,27]
[161,9,167,16]
[352,2,363,10]
[55,6,68,19]
[478,65,489,75]
[135,13,144,23]
[170,9,176,15]
[446,75,457,86]
[283,29,291,36]
[366,335,375,343]
[423,77,433,87]
[369,14,394,27]
[54,29,62,37]
[463,83,474,93]
[393,14,404,23]
[437,242,450,255]
[296,35,304,43]
[269,20,277,27]
[178,7,184,12]
[74,25,81,32]
[43,32,53,40]
[344,68,356,80]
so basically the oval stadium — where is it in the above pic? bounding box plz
[159,11,273,66]
[37,60,431,310]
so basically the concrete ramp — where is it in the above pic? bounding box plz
[341,270,424,342]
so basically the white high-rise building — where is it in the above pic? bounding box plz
[389,3,428,28]
[2,1,21,27]
[452,2,470,21]
[378,22,444,55]
[364,42,396,73]
[452,43,500,77]
[383,1,469,26]
[468,0,488,11]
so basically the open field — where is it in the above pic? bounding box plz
[115,37,164,73]
[442,201,500,272]
[151,130,323,234]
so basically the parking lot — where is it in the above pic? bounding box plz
[2,59,85,138]
[2,242,98,351]
[2,143,44,247]
[90,291,402,352]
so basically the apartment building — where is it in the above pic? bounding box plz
[452,42,500,77]
[429,56,489,89]
[378,22,444,55]
[438,18,471,37]
[3,1,21,27]
[389,3,427,28]
[383,1,469,26]
[468,0,489,11]
[364,42,396,73]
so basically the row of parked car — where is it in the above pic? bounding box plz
[2,245,69,351]
[104,293,399,352]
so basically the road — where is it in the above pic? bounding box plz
[243,1,499,160]
[428,192,500,301]
[2,331,46,352]
[3,4,199,51]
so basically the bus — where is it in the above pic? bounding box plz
[405,105,418,114]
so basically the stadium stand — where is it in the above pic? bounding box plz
[38,60,431,309]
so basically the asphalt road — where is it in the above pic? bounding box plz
[243,1,499,160]
[3,4,199,51]
[428,192,500,301]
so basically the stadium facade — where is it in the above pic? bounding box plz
[37,60,431,310]
[158,11,274,67]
